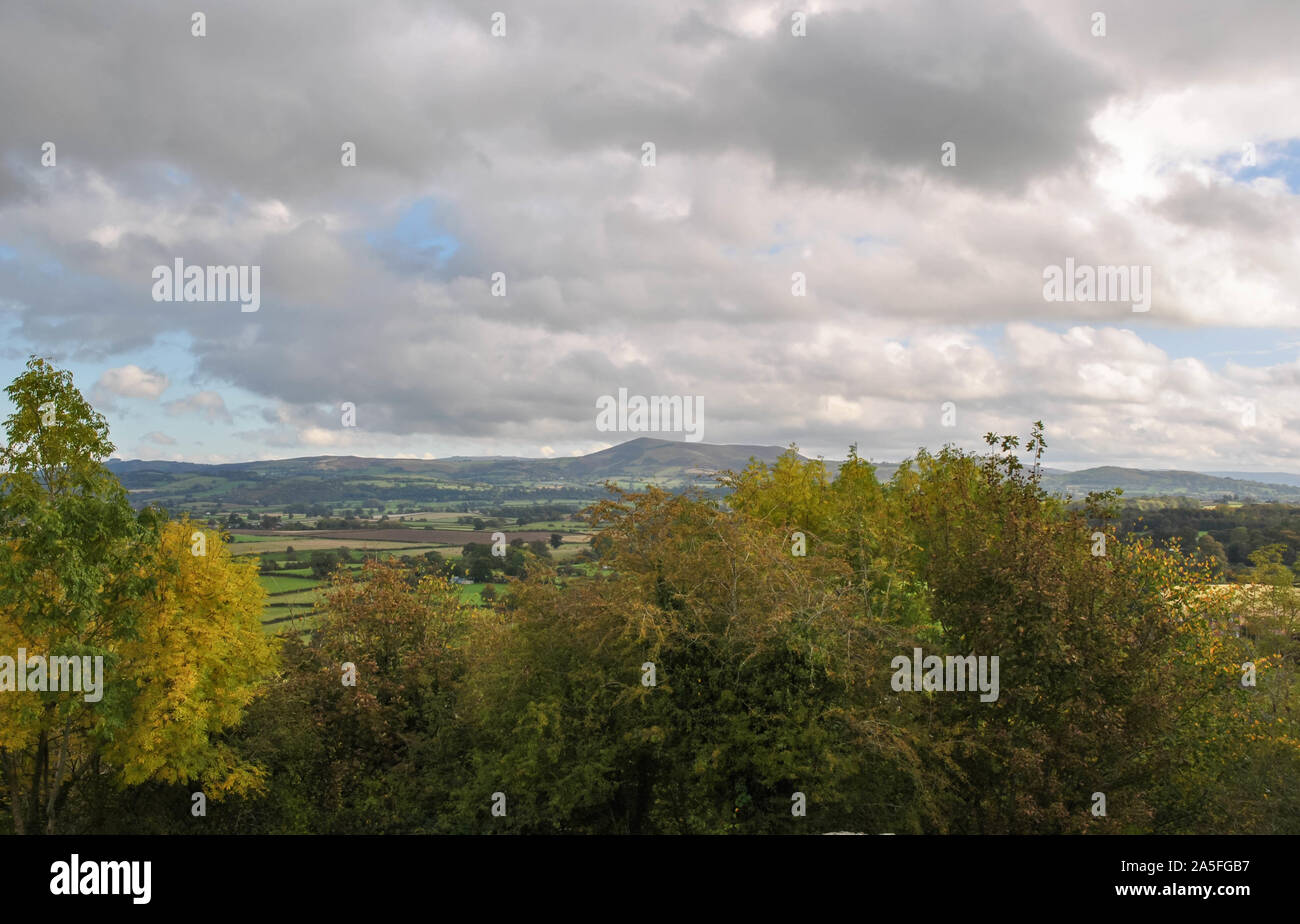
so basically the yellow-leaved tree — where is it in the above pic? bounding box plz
[102,518,276,792]
[0,357,275,833]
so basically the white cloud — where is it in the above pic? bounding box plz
[95,365,169,400]
[164,391,233,424]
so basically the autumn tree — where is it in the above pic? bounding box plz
[723,428,1297,833]
[893,427,1276,832]
[0,357,275,834]
[452,486,935,834]
[220,561,473,833]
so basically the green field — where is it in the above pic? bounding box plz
[458,582,495,604]
[196,492,605,634]
[258,574,322,594]
[261,609,319,635]
[245,543,505,628]
[265,587,325,606]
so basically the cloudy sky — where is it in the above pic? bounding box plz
[3,0,1300,470]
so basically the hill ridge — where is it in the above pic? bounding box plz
[105,438,1300,506]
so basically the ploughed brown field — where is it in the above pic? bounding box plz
[233,528,565,544]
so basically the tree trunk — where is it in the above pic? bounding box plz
[45,720,72,834]
[2,750,26,835]
[28,730,47,834]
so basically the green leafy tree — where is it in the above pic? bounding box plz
[453,486,932,833]
[218,562,471,833]
[310,550,342,580]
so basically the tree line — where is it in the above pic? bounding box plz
[1115,499,1300,580]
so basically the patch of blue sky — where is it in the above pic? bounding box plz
[993,320,1298,370]
[1131,326,1300,368]
[0,328,278,462]
[363,197,461,274]
[1219,137,1300,192]
[0,240,65,278]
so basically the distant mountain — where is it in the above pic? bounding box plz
[1206,471,1300,488]
[103,438,796,509]
[104,438,1300,509]
[559,438,793,480]
[1039,466,1300,501]
[107,438,792,482]
[840,462,1300,501]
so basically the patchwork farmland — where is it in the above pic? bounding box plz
[222,513,596,636]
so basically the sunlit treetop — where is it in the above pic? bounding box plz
[2,356,115,494]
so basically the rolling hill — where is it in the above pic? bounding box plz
[105,437,1300,509]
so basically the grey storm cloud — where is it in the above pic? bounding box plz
[542,3,1115,193]
[1,0,1113,198]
